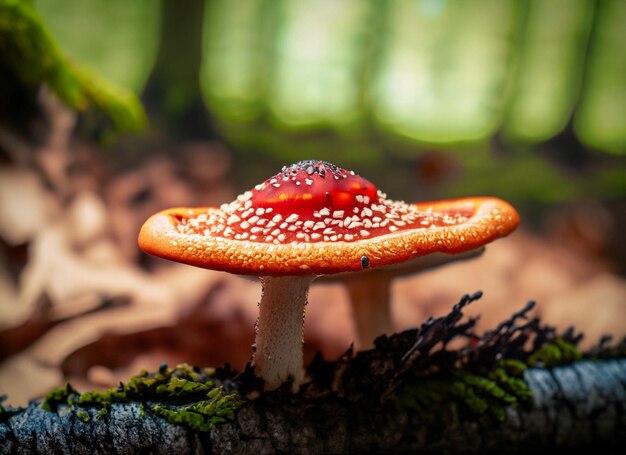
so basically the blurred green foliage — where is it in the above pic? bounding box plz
[1,0,624,203]
[0,0,147,133]
[200,0,625,157]
[200,0,269,122]
[574,0,626,154]
[504,0,593,143]
[0,0,83,109]
[36,0,161,94]
[373,0,518,144]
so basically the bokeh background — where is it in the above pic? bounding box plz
[0,0,625,406]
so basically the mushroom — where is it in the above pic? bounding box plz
[322,248,485,350]
[138,160,519,390]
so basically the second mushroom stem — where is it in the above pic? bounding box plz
[346,273,393,350]
[253,275,314,390]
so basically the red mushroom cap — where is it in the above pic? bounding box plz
[138,160,519,276]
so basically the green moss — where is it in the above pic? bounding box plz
[151,387,243,432]
[396,358,534,423]
[75,409,90,423]
[94,404,109,421]
[41,364,243,432]
[498,359,527,376]
[453,370,516,404]
[527,338,582,367]
[75,364,215,408]
[156,376,216,398]
[487,367,533,404]
[42,383,79,412]
[395,338,588,423]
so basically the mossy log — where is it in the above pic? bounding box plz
[3,293,625,453]
[0,359,625,454]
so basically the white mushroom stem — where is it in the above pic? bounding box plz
[253,275,314,390]
[346,274,393,349]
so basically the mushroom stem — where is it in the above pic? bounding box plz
[340,249,487,350]
[253,275,314,390]
[346,274,393,350]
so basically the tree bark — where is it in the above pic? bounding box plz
[1,358,625,454]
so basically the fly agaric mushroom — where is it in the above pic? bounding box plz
[138,160,519,390]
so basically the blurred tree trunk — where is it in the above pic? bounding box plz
[143,0,218,140]
[2,359,625,454]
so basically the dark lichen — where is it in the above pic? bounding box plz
[307,292,589,424]
[387,296,589,422]
[0,394,18,423]
[586,335,626,360]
